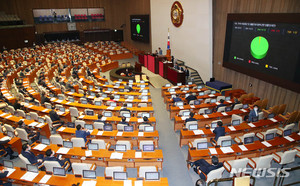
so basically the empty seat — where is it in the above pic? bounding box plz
[248,154,273,169]
[139,140,154,150]
[94,122,105,130]
[50,134,63,145]
[116,140,131,150]
[72,163,96,176]
[233,103,243,110]
[71,137,87,147]
[91,139,109,149]
[277,123,295,136]
[224,158,249,174]
[234,132,255,144]
[272,150,298,167]
[105,166,125,177]
[188,138,208,148]
[256,128,277,141]
[138,166,157,178]
[212,136,232,147]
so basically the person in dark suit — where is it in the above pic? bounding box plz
[185,112,197,123]
[215,99,226,112]
[120,103,131,113]
[179,66,184,72]
[174,63,180,70]
[49,105,60,123]
[124,83,133,92]
[75,124,90,143]
[188,156,223,180]
[21,144,44,165]
[0,138,17,160]
[142,116,151,125]
[18,120,40,143]
[184,66,190,82]
[118,116,129,125]
[94,114,106,124]
[213,121,225,141]
[40,92,50,105]
[44,149,72,171]
[172,94,182,103]
[248,105,259,122]
[186,92,197,104]
[13,99,21,110]
[0,168,12,186]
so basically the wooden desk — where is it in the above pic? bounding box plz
[167,67,185,85]
[0,133,22,153]
[57,127,159,147]
[30,143,164,169]
[2,166,169,186]
[187,132,300,163]
[179,116,283,147]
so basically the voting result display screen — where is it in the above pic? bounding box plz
[130,15,150,43]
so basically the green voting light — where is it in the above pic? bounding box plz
[250,36,269,59]
[136,24,141,34]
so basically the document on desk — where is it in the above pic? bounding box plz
[39,174,51,184]
[56,147,70,154]
[227,101,232,103]
[5,115,12,119]
[78,115,85,119]
[6,168,15,177]
[42,109,49,112]
[82,181,97,186]
[134,180,143,186]
[190,105,195,109]
[248,123,256,128]
[228,126,236,131]
[135,152,142,158]
[110,152,123,159]
[97,131,104,136]
[208,94,215,97]
[210,128,214,133]
[221,112,228,116]
[269,118,278,122]
[193,130,204,135]
[0,113,7,117]
[85,150,92,157]
[138,132,144,137]
[66,102,71,105]
[179,106,184,109]
[215,102,220,105]
[124,180,132,186]
[238,145,248,151]
[209,148,217,155]
[56,100,63,103]
[107,106,115,110]
[0,136,11,141]
[28,122,39,127]
[284,136,295,142]
[203,114,209,118]
[20,172,39,181]
[117,132,123,136]
[33,144,47,151]
[262,141,272,147]
[50,98,56,101]
[36,123,44,128]
[102,117,107,121]
[137,118,143,123]
[126,118,130,122]
[220,147,234,154]
[58,127,66,132]
[181,116,188,120]
[240,109,247,113]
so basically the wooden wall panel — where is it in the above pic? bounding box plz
[213,0,300,112]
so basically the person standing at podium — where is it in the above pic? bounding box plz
[174,63,180,70]
[158,47,163,55]
[184,66,190,82]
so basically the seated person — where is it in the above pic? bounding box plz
[172,94,182,103]
[248,105,259,122]
[0,167,12,186]
[108,95,116,102]
[49,105,64,128]
[186,92,197,104]
[185,112,197,123]
[21,143,44,166]
[0,137,17,160]
[18,120,40,143]
[13,98,21,110]
[41,92,50,105]
[75,125,90,143]
[213,121,225,141]
[94,94,102,103]
[94,114,107,125]
[215,99,226,112]
[120,103,131,112]
[118,116,129,125]
[124,83,133,92]
[188,156,223,180]
[142,116,151,125]
[44,149,72,172]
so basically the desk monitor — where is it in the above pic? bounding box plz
[122,113,131,118]
[69,97,75,102]
[113,171,128,180]
[140,84,146,88]
[182,111,190,117]
[81,99,88,104]
[53,167,66,177]
[115,144,127,151]
[188,124,198,131]
[197,142,208,150]
[211,122,218,129]
[183,87,189,91]
[70,89,75,93]
[83,170,96,179]
[26,115,31,120]
[199,92,204,96]
[188,82,193,85]
[225,107,232,112]
[27,164,38,173]
[34,101,40,106]
[225,96,231,101]
[49,94,54,98]
[197,86,203,89]
[268,113,275,119]
[283,129,292,137]
[89,85,93,90]
[266,133,275,141]
[140,81,146,84]
[145,172,160,181]
[141,113,150,118]
[210,99,217,103]
[221,140,232,147]
[104,125,113,131]
[243,104,249,109]
[252,116,259,122]
[86,110,94,116]
[107,88,113,92]
[171,95,176,98]
[128,95,134,100]
[115,84,120,87]
[143,144,154,152]
[165,84,171,87]
[110,102,117,107]
[185,94,190,98]
[211,90,216,94]
[141,96,148,100]
[118,79,123,82]
[84,124,93,130]
[142,89,148,93]
[114,95,120,99]
[58,95,64,100]
[7,131,14,138]
[124,126,134,132]
[59,107,65,112]
[63,141,73,148]
[104,112,112,117]
[244,136,254,144]
[105,82,109,85]
[41,138,50,145]
[102,94,107,98]
[129,80,134,83]
[95,86,100,90]
[175,102,184,107]
[46,104,52,109]
[205,109,212,115]
[144,126,154,132]
[126,103,133,108]
[232,119,240,126]
[3,160,13,168]
[88,143,99,150]
[90,92,95,97]
[177,83,182,86]
[95,101,101,106]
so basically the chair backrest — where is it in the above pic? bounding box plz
[7,105,15,114]
[261,99,268,109]
[231,114,242,124]
[204,90,211,95]
[69,107,79,117]
[139,140,154,150]
[206,167,225,183]
[72,163,92,175]
[30,112,39,121]
[204,99,211,103]
[138,103,147,107]
[283,123,295,131]
[233,104,243,110]
[138,166,157,178]
[105,166,124,177]
[4,124,14,132]
[94,122,105,130]
[255,155,273,169]
[75,120,85,128]
[44,161,62,172]
[117,124,127,131]
[280,150,298,164]
[218,136,232,146]
[228,158,249,173]
[265,128,277,139]
[120,111,130,117]
[178,109,190,116]
[198,108,208,114]
[19,154,31,165]
[50,134,63,145]
[138,124,151,131]
[91,139,106,149]
[17,109,26,117]
[193,138,208,148]
[116,140,131,150]
[286,111,299,123]
[45,115,52,125]
[217,106,226,113]
[216,96,225,102]
[71,137,86,147]
[258,112,264,120]
[16,128,29,141]
[186,121,198,130]
[277,104,286,115]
